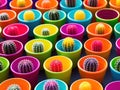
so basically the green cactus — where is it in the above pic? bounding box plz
[41,28,50,36]
[49,9,60,20]
[115,59,120,72]
[0,61,3,71]
[7,84,21,90]
[32,42,44,53]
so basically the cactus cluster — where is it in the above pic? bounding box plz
[62,37,74,52]
[79,81,91,90]
[65,0,76,7]
[18,59,34,73]
[116,0,120,6]
[0,61,3,71]
[114,59,120,72]
[7,84,21,90]
[49,9,60,20]
[66,24,77,34]
[91,40,103,52]
[83,58,99,72]
[32,42,44,53]
[41,0,51,8]
[23,10,35,21]
[88,0,98,7]
[7,26,19,36]
[50,60,63,72]
[44,80,59,90]
[0,13,9,21]
[17,0,25,7]
[2,40,16,54]
[95,23,105,34]
[41,28,50,36]
[74,10,86,20]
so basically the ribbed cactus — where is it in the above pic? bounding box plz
[44,80,59,90]
[50,60,63,72]
[2,40,16,54]
[83,58,99,72]
[23,10,35,21]
[18,59,34,73]
[41,28,50,36]
[74,10,86,20]
[0,61,3,71]
[7,84,21,90]
[88,0,98,7]
[16,0,25,7]
[114,59,120,72]
[32,42,44,53]
[49,9,60,20]
[91,40,103,52]
[41,0,51,8]
[79,81,91,90]
[65,0,76,7]
[116,0,120,6]
[95,23,105,34]
[66,24,77,34]
[0,13,9,21]
[7,26,19,36]
[62,37,74,52]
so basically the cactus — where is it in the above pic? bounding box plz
[114,59,120,72]
[95,23,105,34]
[41,0,51,8]
[116,0,120,6]
[41,28,50,36]
[7,26,19,36]
[17,0,25,7]
[74,10,86,20]
[2,40,16,54]
[18,59,34,73]
[91,40,103,52]
[23,10,35,21]
[49,9,60,20]
[62,37,74,52]
[88,0,98,7]
[7,84,21,90]
[79,81,91,90]
[44,80,59,90]
[65,0,76,7]
[0,61,3,71]
[50,60,63,72]
[32,42,44,53]
[83,58,99,72]
[66,24,77,34]
[0,13,9,21]
[0,1,2,6]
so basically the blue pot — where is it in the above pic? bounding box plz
[114,22,120,40]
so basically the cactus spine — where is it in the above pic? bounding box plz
[41,0,51,8]
[7,26,19,36]
[79,81,91,90]
[49,9,60,20]
[2,40,16,54]
[88,0,98,7]
[7,84,21,90]
[0,61,3,71]
[32,42,44,53]
[17,0,25,7]
[18,59,34,73]
[95,23,105,34]
[0,13,9,21]
[83,58,99,72]
[42,28,50,36]
[116,0,120,6]
[74,10,86,20]
[44,80,59,90]
[114,59,120,72]
[66,24,77,34]
[65,0,76,7]
[50,60,63,72]
[91,40,102,52]
[62,37,74,52]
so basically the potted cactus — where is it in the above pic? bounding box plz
[77,55,108,82]
[0,0,7,9]
[55,37,82,68]
[10,56,40,88]
[0,78,31,90]
[35,79,68,90]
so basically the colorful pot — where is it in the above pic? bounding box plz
[35,0,58,14]
[60,0,82,13]
[18,9,42,37]
[3,23,29,45]
[0,78,31,90]
[43,10,66,29]
[43,56,73,84]
[0,40,23,63]
[60,23,85,41]
[114,22,120,39]
[55,38,82,68]
[116,38,120,55]
[9,0,33,14]
[77,55,108,82]
[70,78,103,90]
[10,56,40,88]
[0,57,9,83]
[84,37,112,60]
[67,9,92,27]
[95,8,120,27]
[25,39,52,69]
[86,22,112,40]
[35,79,68,90]
[0,0,7,9]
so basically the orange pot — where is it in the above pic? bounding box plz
[84,37,112,60]
[86,22,112,40]
[77,55,108,83]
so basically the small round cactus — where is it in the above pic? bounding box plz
[41,0,51,8]
[0,13,9,21]
[66,24,78,34]
[91,40,103,52]
[74,10,86,20]
[116,0,120,6]
[41,28,50,36]
[7,84,21,90]
[18,59,34,73]
[23,10,35,21]
[114,59,120,72]
[88,0,98,7]
[65,0,76,7]
[49,9,60,20]
[83,58,99,72]
[32,42,44,53]
[7,26,19,36]
[62,37,74,52]
[44,80,59,90]
[95,23,105,34]
[79,81,91,90]
[50,60,63,72]
[17,0,25,7]
[0,61,3,71]
[2,40,16,54]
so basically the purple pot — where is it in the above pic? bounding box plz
[60,23,85,41]
[0,0,7,9]
[116,38,120,55]
[10,56,40,88]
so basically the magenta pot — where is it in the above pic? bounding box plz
[3,23,29,45]
[60,23,85,41]
[10,56,40,88]
[0,0,7,9]
[116,38,120,55]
